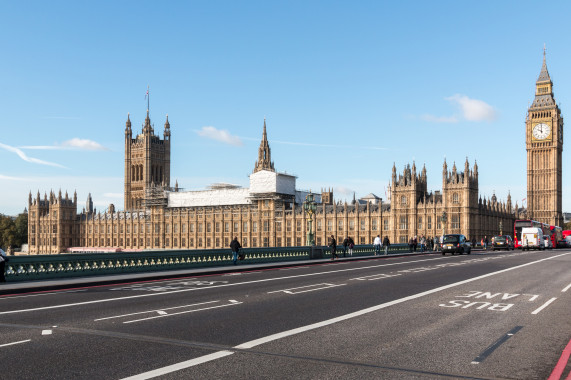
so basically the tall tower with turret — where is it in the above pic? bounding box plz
[124,108,171,211]
[526,49,563,226]
[253,118,275,173]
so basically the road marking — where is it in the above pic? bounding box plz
[94,300,221,321]
[0,256,448,315]
[531,297,557,315]
[547,337,571,380]
[41,330,52,335]
[562,283,571,293]
[0,339,31,348]
[123,301,242,324]
[267,283,345,295]
[471,326,523,364]
[0,289,87,301]
[121,252,571,380]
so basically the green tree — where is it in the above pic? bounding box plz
[0,211,27,252]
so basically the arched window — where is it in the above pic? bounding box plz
[453,193,459,204]
[401,196,407,205]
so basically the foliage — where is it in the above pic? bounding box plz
[0,212,28,252]
[564,221,571,231]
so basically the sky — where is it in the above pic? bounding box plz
[1,1,571,217]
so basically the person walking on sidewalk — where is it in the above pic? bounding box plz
[342,237,349,257]
[348,237,355,256]
[382,235,390,255]
[373,235,382,256]
[230,237,241,265]
[329,235,338,260]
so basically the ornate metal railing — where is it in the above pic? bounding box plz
[4,243,413,282]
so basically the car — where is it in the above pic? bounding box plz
[491,235,514,251]
[441,234,472,255]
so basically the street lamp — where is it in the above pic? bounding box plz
[304,192,317,246]
[499,220,503,236]
[441,211,448,237]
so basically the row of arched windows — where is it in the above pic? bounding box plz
[131,165,164,183]
[532,111,552,119]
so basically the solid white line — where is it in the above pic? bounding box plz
[531,297,558,315]
[0,339,31,348]
[562,283,571,292]
[121,251,571,379]
[94,300,220,321]
[123,301,243,324]
[0,256,448,315]
[0,289,87,300]
[121,350,234,380]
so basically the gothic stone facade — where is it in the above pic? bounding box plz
[27,111,515,254]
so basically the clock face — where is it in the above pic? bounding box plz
[532,123,551,140]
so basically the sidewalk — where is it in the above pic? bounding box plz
[0,250,433,295]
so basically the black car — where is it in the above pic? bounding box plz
[441,234,471,255]
[491,235,514,251]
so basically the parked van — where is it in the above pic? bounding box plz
[521,227,544,250]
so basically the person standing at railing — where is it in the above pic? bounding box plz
[0,250,8,282]
[383,235,390,255]
[342,237,349,257]
[420,235,426,252]
[230,237,241,265]
[373,235,381,256]
[329,235,338,260]
[348,237,354,256]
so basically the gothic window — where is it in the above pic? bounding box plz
[418,217,423,229]
[452,215,460,229]
[383,218,389,231]
[327,220,333,231]
[198,238,203,247]
[263,237,269,247]
[287,220,292,232]
[453,193,459,204]
[253,222,258,232]
[360,220,366,231]
[207,223,212,233]
[263,221,269,232]
[276,221,282,232]
[296,220,302,232]
[399,216,408,230]
[243,221,248,232]
[338,220,343,231]
[252,237,257,247]
[349,220,355,231]
[198,223,203,233]
[401,196,407,205]
[317,220,322,231]
[427,216,432,229]
[372,219,378,230]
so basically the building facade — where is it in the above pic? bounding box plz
[27,109,515,254]
[526,51,564,227]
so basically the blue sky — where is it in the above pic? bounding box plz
[1,1,570,217]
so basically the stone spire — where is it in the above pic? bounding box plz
[125,113,132,135]
[164,114,171,139]
[537,45,551,84]
[253,118,275,173]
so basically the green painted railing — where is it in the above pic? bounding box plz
[4,243,414,282]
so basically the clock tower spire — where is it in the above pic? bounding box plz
[526,48,564,226]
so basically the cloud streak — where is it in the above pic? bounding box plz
[20,138,108,151]
[0,142,67,168]
[196,126,243,146]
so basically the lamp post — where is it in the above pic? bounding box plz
[499,220,503,236]
[304,192,317,246]
[441,211,448,237]
[380,197,383,238]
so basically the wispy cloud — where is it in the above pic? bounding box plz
[196,126,243,146]
[446,94,497,121]
[420,114,458,123]
[21,138,108,151]
[42,116,81,120]
[420,94,497,123]
[0,174,31,181]
[0,142,67,168]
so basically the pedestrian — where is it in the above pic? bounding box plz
[413,236,418,252]
[342,237,349,257]
[373,235,381,256]
[472,237,476,248]
[429,237,434,251]
[383,235,390,255]
[0,249,8,283]
[230,236,241,265]
[409,237,414,252]
[348,237,354,256]
[329,235,338,260]
[484,236,489,251]
[420,235,426,252]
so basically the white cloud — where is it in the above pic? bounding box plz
[21,138,108,151]
[446,94,497,122]
[197,126,243,146]
[0,142,67,168]
[60,138,108,151]
[420,114,459,123]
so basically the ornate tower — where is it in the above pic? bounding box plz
[526,49,564,226]
[124,108,171,211]
[253,118,275,173]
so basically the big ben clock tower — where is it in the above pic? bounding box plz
[526,49,564,227]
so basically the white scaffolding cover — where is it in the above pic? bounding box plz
[168,188,251,207]
[249,170,296,195]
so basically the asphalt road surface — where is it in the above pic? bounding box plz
[1,249,570,379]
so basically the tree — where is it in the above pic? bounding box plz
[0,212,28,252]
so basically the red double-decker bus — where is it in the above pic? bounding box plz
[514,219,563,248]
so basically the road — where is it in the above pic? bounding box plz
[0,249,570,379]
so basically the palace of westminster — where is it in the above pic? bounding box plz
[27,54,564,254]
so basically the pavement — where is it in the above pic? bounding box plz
[0,250,443,295]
